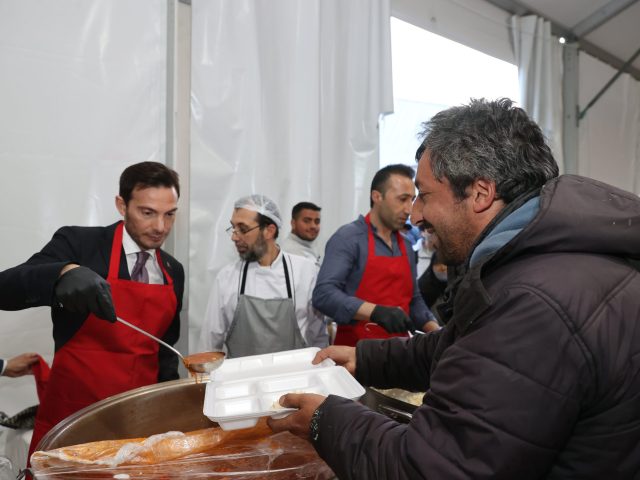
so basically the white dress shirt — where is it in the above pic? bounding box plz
[199,251,328,352]
[121,227,164,284]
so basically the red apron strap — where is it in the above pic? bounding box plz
[107,222,124,282]
[155,249,173,286]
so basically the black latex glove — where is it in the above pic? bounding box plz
[370,305,415,334]
[54,266,116,322]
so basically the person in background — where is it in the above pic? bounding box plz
[0,161,184,455]
[415,226,434,277]
[313,164,438,346]
[401,221,423,256]
[199,195,328,358]
[0,353,39,378]
[280,202,322,266]
[417,232,449,323]
[269,98,640,478]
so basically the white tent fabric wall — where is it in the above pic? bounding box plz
[578,53,640,195]
[188,0,393,350]
[0,0,167,472]
[510,15,564,173]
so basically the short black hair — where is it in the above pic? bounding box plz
[370,164,415,207]
[291,202,321,219]
[257,212,279,239]
[119,161,180,204]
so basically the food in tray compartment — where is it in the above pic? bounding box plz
[372,388,426,406]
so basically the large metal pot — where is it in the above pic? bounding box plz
[38,383,420,451]
[360,387,419,424]
[34,380,417,480]
[34,378,335,479]
[38,378,213,451]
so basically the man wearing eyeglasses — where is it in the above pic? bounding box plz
[199,194,329,358]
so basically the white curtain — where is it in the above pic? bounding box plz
[578,53,640,195]
[510,15,564,172]
[0,0,166,471]
[188,0,393,350]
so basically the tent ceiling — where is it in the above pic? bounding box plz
[485,0,640,80]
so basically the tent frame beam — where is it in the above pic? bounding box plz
[485,0,640,81]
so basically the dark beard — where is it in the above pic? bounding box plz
[240,233,268,262]
[296,231,316,242]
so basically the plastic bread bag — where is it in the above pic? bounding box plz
[30,419,334,479]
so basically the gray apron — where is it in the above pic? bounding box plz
[225,256,307,358]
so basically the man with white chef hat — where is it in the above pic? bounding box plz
[199,194,328,358]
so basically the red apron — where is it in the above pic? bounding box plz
[29,222,177,456]
[31,355,50,402]
[334,214,414,346]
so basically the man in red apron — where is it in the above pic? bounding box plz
[0,162,185,458]
[313,164,439,346]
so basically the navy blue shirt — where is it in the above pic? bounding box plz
[312,215,435,328]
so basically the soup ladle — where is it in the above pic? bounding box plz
[116,316,225,375]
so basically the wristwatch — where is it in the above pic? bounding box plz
[310,406,323,443]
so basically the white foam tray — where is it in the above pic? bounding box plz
[203,347,365,430]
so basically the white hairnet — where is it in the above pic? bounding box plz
[234,194,282,229]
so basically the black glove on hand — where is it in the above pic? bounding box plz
[370,305,415,334]
[54,266,116,322]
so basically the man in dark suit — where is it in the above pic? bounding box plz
[0,161,184,454]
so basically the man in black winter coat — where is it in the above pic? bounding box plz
[269,98,640,479]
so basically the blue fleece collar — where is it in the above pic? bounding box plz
[469,197,540,268]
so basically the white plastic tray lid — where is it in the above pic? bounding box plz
[203,347,365,430]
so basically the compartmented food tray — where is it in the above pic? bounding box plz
[203,347,365,430]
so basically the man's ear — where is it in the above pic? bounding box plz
[470,179,498,213]
[115,196,126,216]
[371,190,383,205]
[264,223,277,240]
[290,218,296,231]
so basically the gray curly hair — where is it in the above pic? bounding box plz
[416,98,559,202]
